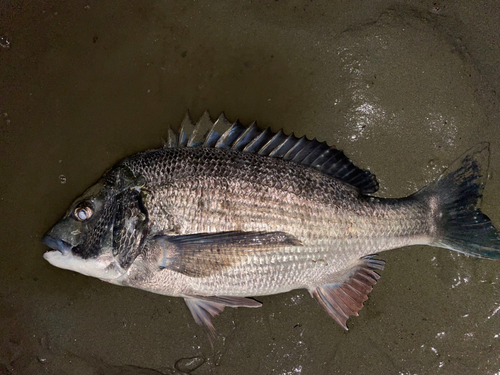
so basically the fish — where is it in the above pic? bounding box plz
[43,112,500,333]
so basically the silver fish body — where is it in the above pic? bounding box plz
[118,147,428,294]
[43,113,500,332]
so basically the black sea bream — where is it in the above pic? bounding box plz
[43,113,500,333]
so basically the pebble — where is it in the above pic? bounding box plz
[174,356,204,373]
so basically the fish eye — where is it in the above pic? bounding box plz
[74,204,94,221]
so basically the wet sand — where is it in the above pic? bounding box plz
[1,1,500,374]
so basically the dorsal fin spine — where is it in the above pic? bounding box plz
[291,139,320,163]
[231,123,261,151]
[311,149,335,168]
[301,142,326,164]
[268,134,293,157]
[214,125,232,148]
[178,113,195,147]
[283,137,307,161]
[187,122,201,147]
[258,129,284,155]
[167,128,178,147]
[163,112,379,194]
[203,123,219,147]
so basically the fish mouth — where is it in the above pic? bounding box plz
[43,235,73,255]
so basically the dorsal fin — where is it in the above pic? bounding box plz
[165,111,379,194]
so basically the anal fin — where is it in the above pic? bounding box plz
[310,255,385,330]
[183,295,262,336]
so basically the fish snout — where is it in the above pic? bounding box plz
[43,235,73,255]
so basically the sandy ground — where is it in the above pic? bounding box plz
[1,1,500,374]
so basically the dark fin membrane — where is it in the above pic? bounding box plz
[413,142,500,259]
[155,230,302,277]
[183,295,262,336]
[309,256,385,329]
[165,111,379,194]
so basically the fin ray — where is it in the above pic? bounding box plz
[163,112,379,194]
[309,256,385,329]
[178,113,196,147]
[415,143,500,259]
[183,295,261,335]
[155,231,301,277]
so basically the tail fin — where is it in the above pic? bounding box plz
[414,142,500,259]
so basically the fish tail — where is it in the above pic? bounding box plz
[415,142,500,259]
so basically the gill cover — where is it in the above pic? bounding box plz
[43,165,147,264]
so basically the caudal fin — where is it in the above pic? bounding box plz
[415,142,500,259]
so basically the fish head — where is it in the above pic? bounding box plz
[43,166,145,281]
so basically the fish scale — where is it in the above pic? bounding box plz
[43,113,500,332]
[119,147,433,298]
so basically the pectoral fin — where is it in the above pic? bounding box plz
[183,295,262,335]
[153,230,301,277]
[309,255,385,330]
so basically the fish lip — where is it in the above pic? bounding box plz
[42,235,73,255]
